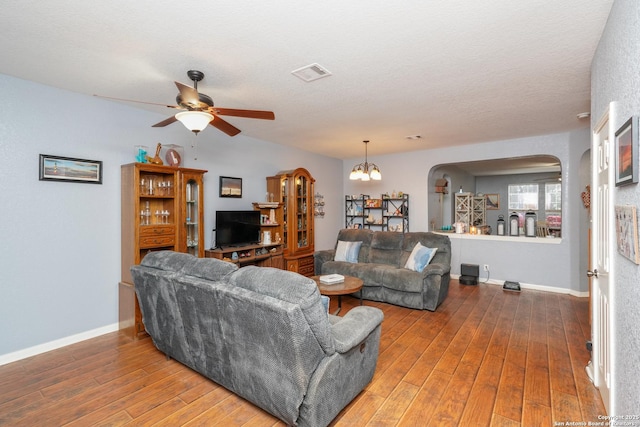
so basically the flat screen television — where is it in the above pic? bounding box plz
[215,210,261,247]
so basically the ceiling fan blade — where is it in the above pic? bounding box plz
[211,108,275,120]
[93,94,181,110]
[152,115,178,128]
[174,81,200,106]
[210,115,241,136]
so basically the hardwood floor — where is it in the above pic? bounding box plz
[0,280,605,426]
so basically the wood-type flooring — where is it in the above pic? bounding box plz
[0,280,605,426]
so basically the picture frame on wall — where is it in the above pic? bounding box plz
[615,116,638,187]
[614,205,640,264]
[485,193,500,210]
[219,176,242,198]
[39,154,103,184]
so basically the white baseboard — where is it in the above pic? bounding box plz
[451,274,589,298]
[0,323,119,366]
[0,276,589,367]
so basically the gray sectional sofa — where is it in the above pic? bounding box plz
[131,251,384,427]
[314,229,451,311]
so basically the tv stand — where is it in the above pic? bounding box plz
[205,242,284,269]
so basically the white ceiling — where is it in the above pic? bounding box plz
[0,0,613,159]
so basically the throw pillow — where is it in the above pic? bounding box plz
[404,242,437,272]
[334,240,363,263]
[321,295,330,314]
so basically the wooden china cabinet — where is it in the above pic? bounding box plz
[267,168,315,276]
[119,162,207,339]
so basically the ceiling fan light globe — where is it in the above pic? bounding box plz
[175,111,214,133]
[351,164,365,180]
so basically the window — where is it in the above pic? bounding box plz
[508,184,539,210]
[545,182,561,211]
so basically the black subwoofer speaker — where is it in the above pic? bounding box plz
[460,263,479,285]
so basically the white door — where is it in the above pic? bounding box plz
[589,104,616,413]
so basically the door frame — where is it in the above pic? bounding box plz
[589,102,617,413]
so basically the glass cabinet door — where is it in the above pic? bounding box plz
[184,178,199,256]
[179,169,207,258]
[295,174,310,251]
[281,177,289,251]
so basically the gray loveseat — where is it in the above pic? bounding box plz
[131,251,384,427]
[314,229,451,311]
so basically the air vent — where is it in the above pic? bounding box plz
[291,63,332,82]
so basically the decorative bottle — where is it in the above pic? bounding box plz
[144,201,151,225]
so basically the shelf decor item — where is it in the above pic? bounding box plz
[497,214,505,236]
[162,144,183,167]
[39,154,103,184]
[509,212,520,236]
[454,192,485,231]
[615,116,638,187]
[525,211,537,237]
[135,145,148,163]
[220,176,242,198]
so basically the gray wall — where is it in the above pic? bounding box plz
[429,165,475,229]
[344,129,590,295]
[1,71,591,360]
[476,172,563,231]
[0,73,344,360]
[428,168,564,231]
[591,0,640,414]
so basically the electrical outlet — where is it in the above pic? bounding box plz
[483,264,489,271]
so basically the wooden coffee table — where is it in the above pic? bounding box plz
[310,275,363,315]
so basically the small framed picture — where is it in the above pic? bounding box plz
[219,176,242,198]
[39,154,103,184]
[485,194,500,210]
[615,116,638,187]
[615,205,640,264]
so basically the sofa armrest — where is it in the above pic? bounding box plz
[331,306,384,353]
[314,249,335,274]
[422,262,450,276]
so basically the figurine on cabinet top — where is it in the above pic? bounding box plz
[147,143,164,165]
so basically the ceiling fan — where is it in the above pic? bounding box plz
[95,70,275,136]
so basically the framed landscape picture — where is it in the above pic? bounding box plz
[39,154,102,184]
[615,116,638,187]
[219,176,242,198]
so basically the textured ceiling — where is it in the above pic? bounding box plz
[0,0,613,159]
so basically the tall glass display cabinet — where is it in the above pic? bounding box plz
[267,168,315,276]
[119,163,207,339]
[178,168,206,257]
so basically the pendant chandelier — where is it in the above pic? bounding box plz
[349,140,382,181]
